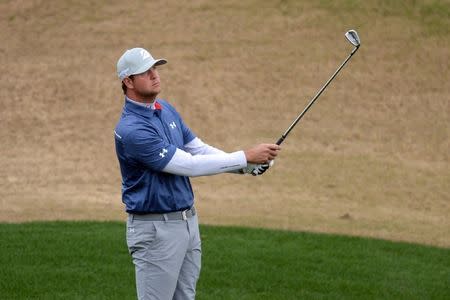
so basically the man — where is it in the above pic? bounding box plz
[114,47,280,300]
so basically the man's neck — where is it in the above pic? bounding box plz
[126,96,157,108]
[126,92,157,104]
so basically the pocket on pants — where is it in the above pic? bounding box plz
[126,220,157,255]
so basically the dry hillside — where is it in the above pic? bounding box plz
[0,0,448,247]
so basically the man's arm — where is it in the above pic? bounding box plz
[183,137,249,174]
[183,137,226,156]
[162,148,247,177]
[123,127,280,177]
[182,138,277,175]
[163,140,280,177]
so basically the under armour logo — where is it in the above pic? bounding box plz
[169,121,177,129]
[159,148,168,158]
[140,49,150,60]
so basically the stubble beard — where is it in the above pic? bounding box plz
[136,89,160,103]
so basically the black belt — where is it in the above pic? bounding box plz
[131,207,196,221]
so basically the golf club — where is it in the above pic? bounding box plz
[253,30,361,175]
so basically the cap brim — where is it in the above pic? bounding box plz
[154,59,167,66]
[131,58,167,76]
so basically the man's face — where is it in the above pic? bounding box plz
[127,66,161,100]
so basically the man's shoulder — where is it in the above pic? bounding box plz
[116,111,139,128]
[114,113,153,141]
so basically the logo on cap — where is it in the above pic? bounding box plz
[140,49,150,60]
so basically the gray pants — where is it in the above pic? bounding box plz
[126,213,202,300]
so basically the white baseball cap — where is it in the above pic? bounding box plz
[117,47,167,80]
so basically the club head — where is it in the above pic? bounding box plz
[345,30,360,47]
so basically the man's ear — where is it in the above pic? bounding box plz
[123,77,134,89]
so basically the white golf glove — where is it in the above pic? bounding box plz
[251,160,274,176]
[239,160,274,176]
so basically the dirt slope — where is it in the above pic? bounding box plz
[0,0,448,247]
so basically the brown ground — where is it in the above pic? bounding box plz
[0,0,448,247]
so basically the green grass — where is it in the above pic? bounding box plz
[0,222,448,299]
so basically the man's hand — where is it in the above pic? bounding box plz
[244,144,281,164]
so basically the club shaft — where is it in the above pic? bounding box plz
[276,46,359,145]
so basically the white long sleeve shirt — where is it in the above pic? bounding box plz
[162,137,247,177]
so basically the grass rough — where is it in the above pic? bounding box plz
[0,222,449,299]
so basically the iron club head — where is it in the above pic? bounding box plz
[345,30,360,47]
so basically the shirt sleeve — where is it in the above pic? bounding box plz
[179,115,196,145]
[163,100,196,145]
[162,148,247,177]
[123,127,177,171]
[183,137,249,174]
[183,137,226,155]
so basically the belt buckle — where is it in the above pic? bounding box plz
[181,210,187,221]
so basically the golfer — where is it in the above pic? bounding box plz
[114,47,280,300]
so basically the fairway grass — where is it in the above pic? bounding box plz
[0,222,448,299]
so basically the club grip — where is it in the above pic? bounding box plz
[276,136,285,145]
